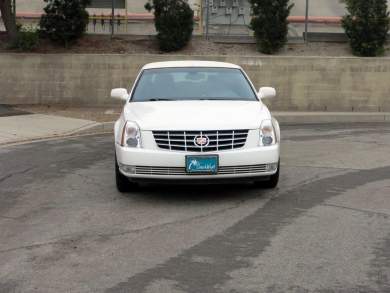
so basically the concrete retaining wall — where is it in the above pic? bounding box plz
[1,53,390,111]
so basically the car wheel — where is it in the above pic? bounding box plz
[115,156,138,192]
[254,162,280,189]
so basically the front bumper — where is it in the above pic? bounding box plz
[116,143,280,180]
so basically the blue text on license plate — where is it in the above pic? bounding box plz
[186,155,219,174]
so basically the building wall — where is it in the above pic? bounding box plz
[0,53,389,111]
[13,0,201,14]
[205,0,252,26]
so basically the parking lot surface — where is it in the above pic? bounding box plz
[1,123,390,293]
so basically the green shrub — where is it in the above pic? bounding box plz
[9,26,39,51]
[249,0,294,54]
[39,0,91,47]
[145,0,194,52]
[342,0,390,57]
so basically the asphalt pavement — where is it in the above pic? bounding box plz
[0,123,390,292]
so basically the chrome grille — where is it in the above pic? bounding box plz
[134,164,267,176]
[153,130,249,152]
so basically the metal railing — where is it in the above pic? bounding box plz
[5,0,382,42]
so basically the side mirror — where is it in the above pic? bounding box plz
[258,87,276,99]
[111,88,129,101]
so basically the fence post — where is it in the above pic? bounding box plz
[111,0,115,38]
[304,0,309,44]
[205,0,210,39]
[198,1,203,35]
[125,0,128,33]
[12,0,16,18]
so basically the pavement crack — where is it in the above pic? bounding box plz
[0,167,35,184]
[0,239,64,255]
[0,173,12,184]
[0,215,18,220]
[321,203,390,218]
[98,198,261,238]
[282,164,361,171]
[76,173,109,187]
[0,196,260,255]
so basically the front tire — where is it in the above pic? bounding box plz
[254,162,280,189]
[115,156,137,192]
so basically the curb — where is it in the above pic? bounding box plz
[273,112,390,124]
[70,121,115,135]
[70,113,390,137]
[0,121,114,147]
[1,113,390,147]
[68,112,390,137]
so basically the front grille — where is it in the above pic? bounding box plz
[134,164,268,176]
[153,130,249,152]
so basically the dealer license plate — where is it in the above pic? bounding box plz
[185,155,219,174]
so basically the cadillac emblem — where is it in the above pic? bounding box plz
[194,135,210,147]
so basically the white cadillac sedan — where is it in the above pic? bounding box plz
[112,61,280,192]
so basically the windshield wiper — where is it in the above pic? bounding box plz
[144,98,174,101]
[198,98,245,101]
[199,98,223,100]
[199,98,254,101]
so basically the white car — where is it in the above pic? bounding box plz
[112,61,280,192]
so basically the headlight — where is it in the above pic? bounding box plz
[121,121,141,148]
[259,119,276,146]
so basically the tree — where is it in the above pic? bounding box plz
[0,0,17,40]
[342,0,390,56]
[145,0,194,52]
[249,0,294,54]
[39,0,91,47]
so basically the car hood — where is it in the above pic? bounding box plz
[124,101,270,130]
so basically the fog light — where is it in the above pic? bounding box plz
[126,138,139,147]
[262,136,273,146]
[266,163,278,172]
[119,164,136,174]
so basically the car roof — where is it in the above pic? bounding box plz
[142,60,242,70]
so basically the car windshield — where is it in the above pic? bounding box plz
[131,67,258,102]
